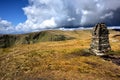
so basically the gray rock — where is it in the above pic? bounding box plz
[90,23,111,55]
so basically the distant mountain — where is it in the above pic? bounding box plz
[0,30,78,48]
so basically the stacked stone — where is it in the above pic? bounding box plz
[90,23,111,55]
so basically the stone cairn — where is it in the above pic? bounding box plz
[90,23,111,55]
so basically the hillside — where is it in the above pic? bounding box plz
[0,30,120,80]
[0,30,90,48]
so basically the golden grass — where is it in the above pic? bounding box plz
[0,30,120,80]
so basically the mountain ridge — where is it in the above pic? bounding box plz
[0,30,79,48]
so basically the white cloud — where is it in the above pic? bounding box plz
[0,19,15,34]
[0,19,12,27]
[21,0,120,27]
[100,12,114,19]
[40,17,57,29]
[1,0,120,34]
[67,17,76,21]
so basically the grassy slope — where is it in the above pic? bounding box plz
[0,30,120,80]
[0,30,76,48]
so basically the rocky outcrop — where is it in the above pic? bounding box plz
[90,23,111,55]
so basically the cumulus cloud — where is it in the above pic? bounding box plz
[1,0,120,34]
[0,19,15,34]
[17,0,120,29]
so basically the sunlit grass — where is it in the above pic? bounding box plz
[0,30,120,80]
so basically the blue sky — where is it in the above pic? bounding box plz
[0,0,120,34]
[0,0,28,26]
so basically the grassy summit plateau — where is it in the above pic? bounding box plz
[0,30,120,80]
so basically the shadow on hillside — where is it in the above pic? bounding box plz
[64,49,92,59]
[101,55,120,66]
[65,49,120,66]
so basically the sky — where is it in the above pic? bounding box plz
[0,0,120,34]
[0,0,28,25]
